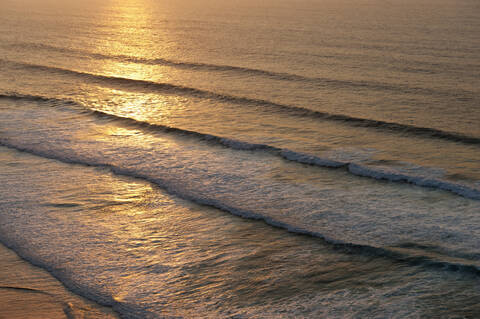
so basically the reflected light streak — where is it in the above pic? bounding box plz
[92,0,170,80]
[85,0,182,138]
[88,88,186,126]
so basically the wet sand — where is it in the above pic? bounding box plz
[0,243,119,319]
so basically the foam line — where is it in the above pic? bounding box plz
[1,92,479,200]
[0,140,479,279]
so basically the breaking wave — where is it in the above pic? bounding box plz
[1,92,479,200]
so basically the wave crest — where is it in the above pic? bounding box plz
[1,92,479,200]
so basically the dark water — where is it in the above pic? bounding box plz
[0,0,479,317]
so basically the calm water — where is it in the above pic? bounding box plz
[0,0,479,317]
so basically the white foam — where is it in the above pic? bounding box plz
[1,102,479,256]
[280,149,346,167]
[348,163,480,200]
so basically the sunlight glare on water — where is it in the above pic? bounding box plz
[0,0,479,318]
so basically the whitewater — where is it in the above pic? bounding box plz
[0,0,479,318]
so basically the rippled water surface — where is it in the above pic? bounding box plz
[0,0,479,318]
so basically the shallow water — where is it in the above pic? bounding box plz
[1,148,479,318]
[0,0,479,317]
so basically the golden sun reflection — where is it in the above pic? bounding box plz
[90,87,186,127]
[83,0,185,134]
[92,0,171,81]
[103,126,142,138]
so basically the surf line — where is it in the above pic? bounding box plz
[0,92,479,201]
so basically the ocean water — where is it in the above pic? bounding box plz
[0,0,479,317]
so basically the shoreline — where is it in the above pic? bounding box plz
[0,242,120,319]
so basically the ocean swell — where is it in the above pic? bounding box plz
[1,60,479,145]
[1,92,479,200]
